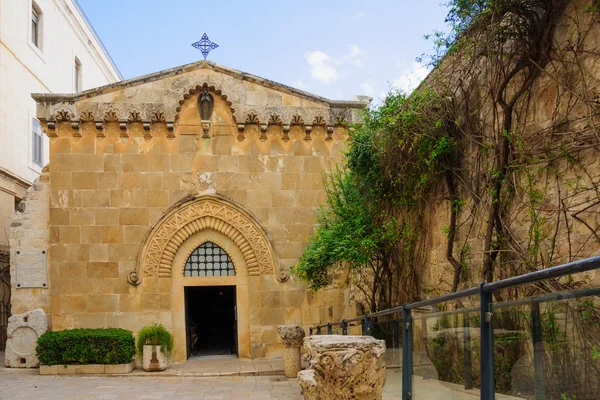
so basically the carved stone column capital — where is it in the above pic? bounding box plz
[299,335,387,400]
[277,325,305,378]
[277,325,305,348]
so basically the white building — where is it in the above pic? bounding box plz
[0,0,121,246]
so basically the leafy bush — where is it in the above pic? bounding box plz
[136,323,174,358]
[36,328,135,365]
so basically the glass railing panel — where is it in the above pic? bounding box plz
[494,291,600,400]
[410,295,482,399]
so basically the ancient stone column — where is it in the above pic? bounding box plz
[299,335,387,400]
[5,308,48,368]
[277,325,305,378]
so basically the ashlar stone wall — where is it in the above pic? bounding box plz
[11,61,366,360]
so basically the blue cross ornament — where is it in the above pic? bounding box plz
[192,33,219,60]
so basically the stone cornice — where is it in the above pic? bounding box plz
[32,61,371,109]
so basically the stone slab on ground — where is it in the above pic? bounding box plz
[0,369,303,400]
[40,362,134,375]
[4,308,47,368]
[126,356,285,377]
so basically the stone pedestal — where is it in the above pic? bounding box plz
[277,325,305,378]
[4,308,47,368]
[298,335,387,400]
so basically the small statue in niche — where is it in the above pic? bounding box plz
[197,88,214,137]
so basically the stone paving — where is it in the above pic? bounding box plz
[0,352,525,399]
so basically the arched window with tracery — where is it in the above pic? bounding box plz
[184,242,235,277]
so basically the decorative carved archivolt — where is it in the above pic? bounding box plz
[133,195,287,284]
[175,83,236,123]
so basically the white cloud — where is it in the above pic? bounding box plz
[346,45,366,67]
[305,51,339,85]
[391,61,430,94]
[304,45,366,85]
[352,12,368,19]
[360,82,375,97]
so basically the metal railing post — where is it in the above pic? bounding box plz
[463,310,473,390]
[316,326,322,335]
[363,314,372,336]
[327,323,332,335]
[480,284,495,400]
[531,300,547,400]
[402,305,413,400]
[393,318,400,367]
[421,315,430,379]
[341,319,347,335]
[309,327,313,336]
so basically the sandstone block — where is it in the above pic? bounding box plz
[4,308,48,368]
[299,335,386,400]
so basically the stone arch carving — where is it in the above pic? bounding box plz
[174,83,236,123]
[131,195,287,285]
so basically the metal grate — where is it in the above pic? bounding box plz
[184,242,235,277]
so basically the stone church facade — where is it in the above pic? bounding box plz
[10,61,368,361]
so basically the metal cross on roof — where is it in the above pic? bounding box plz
[192,33,219,60]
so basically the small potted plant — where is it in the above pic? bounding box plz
[136,323,174,372]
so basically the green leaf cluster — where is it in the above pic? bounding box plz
[293,86,457,297]
[136,323,174,358]
[36,328,135,365]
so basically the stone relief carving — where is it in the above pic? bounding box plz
[135,196,287,284]
[104,110,119,122]
[290,115,304,125]
[175,83,237,123]
[151,111,166,123]
[299,335,387,400]
[127,110,142,122]
[79,111,94,122]
[55,109,71,122]
[268,114,283,125]
[245,112,259,125]
[313,115,326,126]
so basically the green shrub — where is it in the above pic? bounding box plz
[36,328,135,365]
[136,323,174,358]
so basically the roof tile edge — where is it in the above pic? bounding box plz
[31,60,370,108]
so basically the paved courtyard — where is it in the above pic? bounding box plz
[0,353,524,399]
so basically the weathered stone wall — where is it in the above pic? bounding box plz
[420,0,600,294]
[9,169,50,316]
[12,62,364,359]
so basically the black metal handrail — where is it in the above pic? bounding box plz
[308,255,600,400]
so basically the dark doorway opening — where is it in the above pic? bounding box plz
[185,286,237,358]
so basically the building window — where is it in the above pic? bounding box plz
[32,118,43,166]
[31,3,41,48]
[184,242,235,277]
[74,58,82,92]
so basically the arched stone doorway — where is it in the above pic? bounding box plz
[171,228,250,361]
[134,195,287,361]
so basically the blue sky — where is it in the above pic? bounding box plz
[78,0,449,102]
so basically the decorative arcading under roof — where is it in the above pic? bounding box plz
[32,61,370,139]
